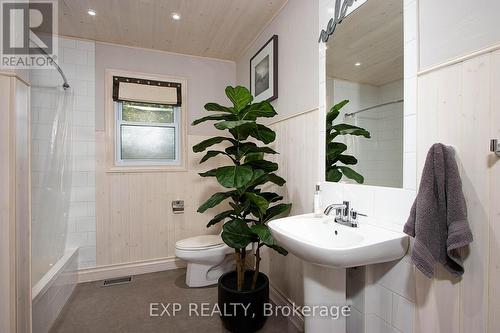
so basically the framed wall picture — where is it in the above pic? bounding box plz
[250,35,278,102]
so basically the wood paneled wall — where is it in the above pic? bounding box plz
[415,49,500,333]
[95,133,228,266]
[259,109,320,306]
[95,108,319,306]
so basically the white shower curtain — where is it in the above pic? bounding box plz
[31,87,74,285]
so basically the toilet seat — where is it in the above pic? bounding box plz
[175,235,224,250]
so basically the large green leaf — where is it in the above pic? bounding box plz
[240,101,277,120]
[214,120,254,130]
[206,210,234,227]
[337,154,358,165]
[264,203,292,222]
[249,124,276,144]
[197,191,234,213]
[222,219,256,249]
[332,124,371,138]
[249,169,266,182]
[326,100,348,124]
[200,150,228,163]
[267,244,288,255]
[247,146,278,155]
[250,173,286,189]
[250,224,288,255]
[225,86,253,112]
[326,168,342,182]
[198,168,217,177]
[338,166,364,184]
[228,123,254,141]
[237,169,267,193]
[268,174,286,186]
[326,142,347,158]
[192,114,234,126]
[243,152,264,163]
[250,224,274,246]
[193,137,234,153]
[245,193,269,214]
[216,165,254,188]
[245,159,278,172]
[226,143,277,160]
[229,201,251,215]
[204,103,235,114]
[259,192,283,203]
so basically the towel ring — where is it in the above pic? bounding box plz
[491,139,500,157]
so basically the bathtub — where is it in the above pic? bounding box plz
[32,248,79,333]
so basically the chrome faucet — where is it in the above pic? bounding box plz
[323,200,364,228]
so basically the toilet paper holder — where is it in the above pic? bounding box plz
[491,139,500,157]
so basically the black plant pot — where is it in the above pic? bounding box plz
[218,270,269,333]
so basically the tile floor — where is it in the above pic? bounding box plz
[50,269,301,333]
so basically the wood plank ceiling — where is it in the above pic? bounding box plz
[58,0,288,61]
[326,0,403,86]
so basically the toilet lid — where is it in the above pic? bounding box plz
[175,235,224,250]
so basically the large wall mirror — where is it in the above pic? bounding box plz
[325,0,403,188]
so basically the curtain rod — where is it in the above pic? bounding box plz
[30,39,70,90]
[344,99,403,117]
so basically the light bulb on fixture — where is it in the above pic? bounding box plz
[87,9,96,16]
[171,12,181,20]
[354,62,362,67]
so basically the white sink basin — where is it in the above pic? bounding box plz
[268,213,409,268]
[268,213,409,332]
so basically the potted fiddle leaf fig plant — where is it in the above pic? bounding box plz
[192,86,291,333]
[326,100,371,183]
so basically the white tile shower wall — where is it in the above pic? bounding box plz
[64,38,96,269]
[327,78,404,188]
[31,37,96,269]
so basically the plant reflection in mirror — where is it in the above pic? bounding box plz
[325,100,371,183]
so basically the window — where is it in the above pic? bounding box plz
[110,74,184,168]
[115,101,181,165]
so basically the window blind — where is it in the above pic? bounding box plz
[112,76,182,106]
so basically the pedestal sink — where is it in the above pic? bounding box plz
[268,213,409,332]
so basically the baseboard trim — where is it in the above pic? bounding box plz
[269,284,304,332]
[77,257,186,283]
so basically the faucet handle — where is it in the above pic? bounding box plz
[350,209,359,227]
[349,209,367,227]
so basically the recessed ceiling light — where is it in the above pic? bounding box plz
[171,12,181,20]
[87,9,96,16]
[354,62,362,67]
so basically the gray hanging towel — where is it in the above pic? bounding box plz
[404,143,473,278]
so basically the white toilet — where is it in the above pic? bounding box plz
[175,234,236,287]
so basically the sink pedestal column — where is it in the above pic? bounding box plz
[303,262,347,333]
